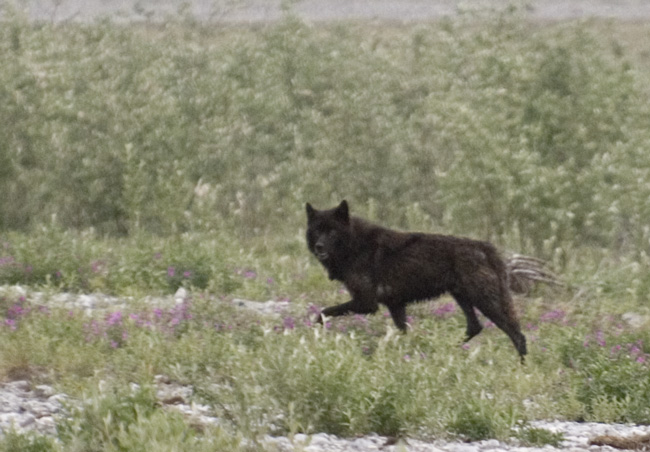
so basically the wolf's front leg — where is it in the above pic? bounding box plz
[316,299,378,324]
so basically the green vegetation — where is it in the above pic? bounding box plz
[1,4,650,449]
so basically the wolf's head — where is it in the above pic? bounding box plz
[305,200,352,280]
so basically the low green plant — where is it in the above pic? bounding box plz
[515,424,564,447]
[447,400,500,441]
[563,334,650,423]
[0,430,57,452]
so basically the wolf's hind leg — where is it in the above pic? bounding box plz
[476,299,527,362]
[452,296,483,342]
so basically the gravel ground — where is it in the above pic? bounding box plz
[14,0,650,23]
[2,286,650,450]
[3,376,650,451]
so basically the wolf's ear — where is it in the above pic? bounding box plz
[334,200,350,224]
[306,203,316,221]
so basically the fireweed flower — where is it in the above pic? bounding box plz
[432,302,456,318]
[91,260,103,273]
[540,309,566,323]
[283,316,295,329]
[167,267,175,277]
[4,319,16,330]
[106,311,123,326]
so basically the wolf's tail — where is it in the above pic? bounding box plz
[506,254,563,294]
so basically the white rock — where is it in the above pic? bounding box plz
[622,312,646,328]
[292,433,309,445]
[479,439,501,449]
[0,393,22,412]
[21,400,58,417]
[232,298,289,317]
[0,412,24,429]
[35,416,57,434]
[48,393,68,404]
[5,380,30,392]
[349,437,380,450]
[174,287,188,303]
[34,384,56,398]
[19,414,36,428]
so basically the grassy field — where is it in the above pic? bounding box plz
[1,5,650,450]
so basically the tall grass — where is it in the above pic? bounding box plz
[0,7,648,256]
[1,285,649,449]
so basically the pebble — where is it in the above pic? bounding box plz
[2,285,650,450]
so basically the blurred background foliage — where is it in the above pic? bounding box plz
[1,6,649,259]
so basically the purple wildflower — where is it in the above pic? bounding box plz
[433,302,456,318]
[106,311,122,326]
[540,309,566,322]
[91,260,103,273]
[283,316,295,330]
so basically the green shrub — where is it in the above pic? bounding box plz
[0,430,57,452]
[447,400,499,441]
[561,332,650,423]
[0,10,649,255]
[515,424,564,447]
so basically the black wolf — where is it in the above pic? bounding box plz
[305,200,527,361]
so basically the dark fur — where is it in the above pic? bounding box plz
[306,200,527,361]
